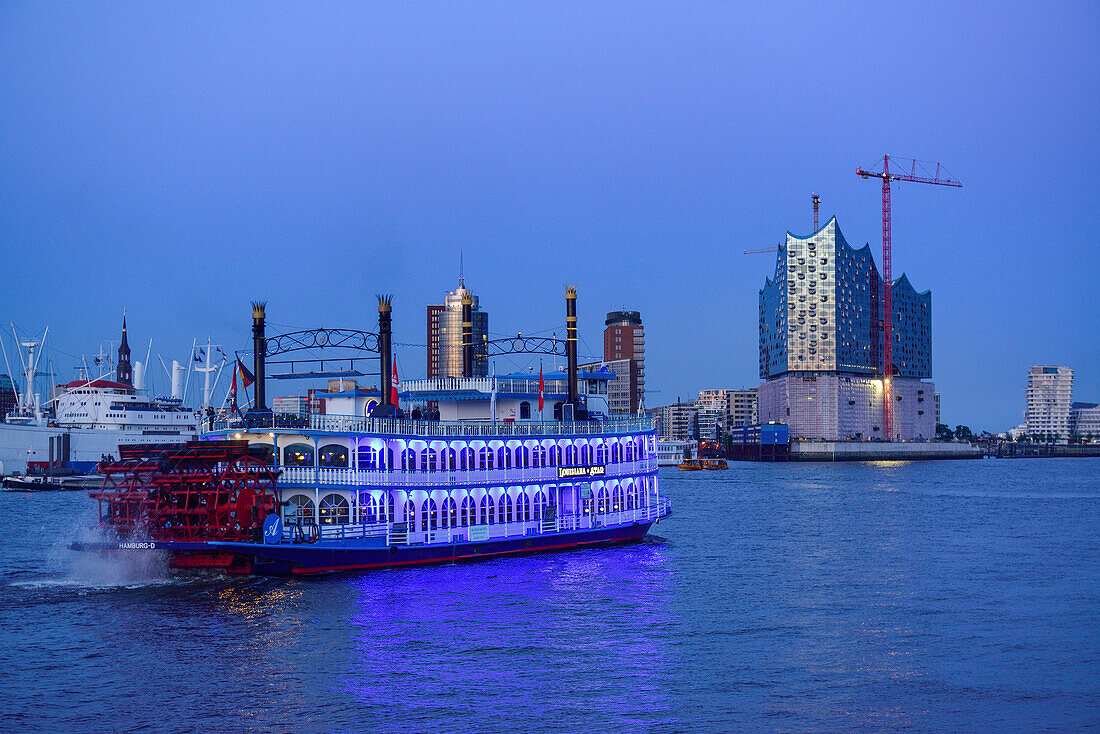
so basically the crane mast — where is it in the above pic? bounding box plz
[856,155,961,439]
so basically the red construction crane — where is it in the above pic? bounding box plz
[856,155,961,439]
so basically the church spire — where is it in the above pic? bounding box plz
[117,312,132,386]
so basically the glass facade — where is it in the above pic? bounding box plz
[759,217,930,380]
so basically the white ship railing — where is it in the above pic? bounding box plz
[204,413,655,437]
[274,458,658,488]
[286,496,671,545]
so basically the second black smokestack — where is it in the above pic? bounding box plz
[251,301,268,412]
[566,286,578,412]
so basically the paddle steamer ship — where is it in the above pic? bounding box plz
[79,289,669,575]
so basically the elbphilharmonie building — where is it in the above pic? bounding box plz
[757,217,935,440]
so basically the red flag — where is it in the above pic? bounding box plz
[391,356,400,406]
[538,362,544,412]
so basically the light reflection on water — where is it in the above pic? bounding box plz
[1,458,1099,732]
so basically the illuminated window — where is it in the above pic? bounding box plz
[318,444,348,468]
[283,443,314,467]
[285,494,315,525]
[319,494,349,525]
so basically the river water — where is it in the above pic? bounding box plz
[2,458,1098,733]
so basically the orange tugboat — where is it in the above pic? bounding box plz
[677,458,727,471]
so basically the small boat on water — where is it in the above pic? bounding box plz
[677,458,728,471]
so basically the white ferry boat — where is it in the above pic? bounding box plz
[0,320,200,475]
[657,438,696,466]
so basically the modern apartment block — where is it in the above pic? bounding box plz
[1025,366,1074,441]
[427,282,489,379]
[579,357,635,415]
[660,402,698,441]
[273,395,310,414]
[696,388,759,437]
[1071,402,1100,442]
[604,311,644,412]
[757,217,935,440]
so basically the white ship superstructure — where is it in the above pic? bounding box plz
[0,319,200,476]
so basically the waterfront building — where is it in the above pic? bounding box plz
[273,396,310,415]
[660,402,698,441]
[0,375,15,421]
[697,388,758,436]
[935,391,941,425]
[1025,366,1074,442]
[427,282,489,379]
[580,357,636,415]
[1070,402,1100,442]
[757,217,935,440]
[603,311,644,412]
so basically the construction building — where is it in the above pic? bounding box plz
[757,217,935,440]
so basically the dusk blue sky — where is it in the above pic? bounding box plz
[1,2,1097,430]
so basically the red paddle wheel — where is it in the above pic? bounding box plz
[91,441,280,572]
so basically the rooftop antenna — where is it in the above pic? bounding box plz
[459,249,465,288]
[812,192,820,230]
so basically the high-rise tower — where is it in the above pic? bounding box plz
[427,283,489,379]
[603,311,644,413]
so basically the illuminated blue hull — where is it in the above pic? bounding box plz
[74,518,662,575]
[214,520,658,575]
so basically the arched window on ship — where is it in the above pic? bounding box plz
[284,443,313,467]
[319,494,349,524]
[441,497,456,528]
[286,494,315,525]
[424,498,438,531]
[318,444,348,468]
[460,495,474,527]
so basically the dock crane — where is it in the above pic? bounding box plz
[856,155,961,439]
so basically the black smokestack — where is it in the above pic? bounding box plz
[374,295,398,418]
[251,301,267,411]
[566,286,578,410]
[461,293,473,378]
[380,294,393,411]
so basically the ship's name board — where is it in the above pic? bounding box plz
[557,465,606,479]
